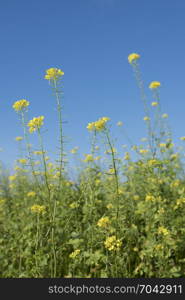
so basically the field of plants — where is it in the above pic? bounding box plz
[0,53,185,278]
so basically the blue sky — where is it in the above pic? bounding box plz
[1,0,185,169]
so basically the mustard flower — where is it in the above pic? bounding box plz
[69,202,79,209]
[97,216,110,228]
[15,136,23,141]
[151,102,158,106]
[104,236,122,251]
[180,137,185,141]
[9,175,16,181]
[33,151,43,155]
[27,116,44,133]
[128,53,140,64]
[45,67,64,80]
[162,113,168,118]
[18,159,27,164]
[139,149,149,154]
[159,143,166,148]
[13,99,29,112]
[158,226,170,236]
[143,116,150,121]
[30,204,46,214]
[27,191,36,197]
[87,117,110,132]
[86,122,96,131]
[83,154,94,163]
[69,249,80,259]
[70,147,79,154]
[106,203,113,209]
[145,195,155,202]
[124,152,130,160]
[149,81,161,89]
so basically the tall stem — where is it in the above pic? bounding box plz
[53,79,64,190]
[21,111,41,190]
[104,129,120,226]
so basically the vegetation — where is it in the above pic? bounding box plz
[0,55,185,278]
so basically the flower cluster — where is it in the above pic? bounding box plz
[27,191,36,197]
[45,68,64,81]
[87,117,110,132]
[83,154,94,163]
[27,116,44,133]
[104,235,122,251]
[15,136,23,141]
[69,249,80,259]
[97,216,110,228]
[30,204,46,214]
[149,81,161,89]
[13,99,29,112]
[18,159,27,164]
[128,53,140,64]
[157,226,170,236]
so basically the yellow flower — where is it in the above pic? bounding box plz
[87,122,96,131]
[139,149,149,154]
[27,191,36,197]
[124,152,130,160]
[145,194,155,202]
[107,168,115,175]
[70,147,79,154]
[69,249,80,259]
[180,136,185,141]
[148,159,158,167]
[87,117,110,132]
[133,195,140,201]
[83,154,94,163]
[104,236,122,251]
[106,203,113,209]
[13,99,29,112]
[143,116,150,121]
[158,226,169,236]
[158,143,166,148]
[170,153,179,160]
[95,117,110,131]
[128,53,140,64]
[15,136,23,141]
[33,151,43,155]
[9,175,16,181]
[45,67,64,80]
[171,179,180,188]
[18,158,27,164]
[69,202,79,209]
[30,204,46,214]
[151,102,158,106]
[27,116,44,133]
[155,244,164,251]
[94,156,101,161]
[173,198,185,210]
[149,81,161,89]
[97,216,110,228]
[162,113,168,118]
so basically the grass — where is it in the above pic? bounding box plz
[0,56,185,278]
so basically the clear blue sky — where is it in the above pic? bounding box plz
[1,0,185,168]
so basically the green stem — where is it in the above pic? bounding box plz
[20,111,41,190]
[104,129,120,226]
[53,79,64,190]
